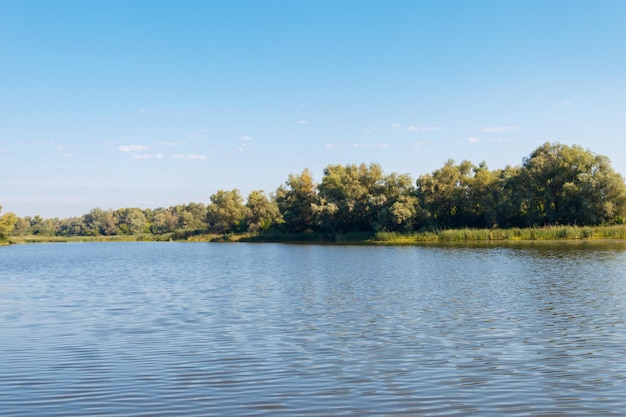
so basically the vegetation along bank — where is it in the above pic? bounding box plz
[2,142,626,245]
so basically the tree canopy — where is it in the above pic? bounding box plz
[2,143,625,241]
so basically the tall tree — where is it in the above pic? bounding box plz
[275,169,317,233]
[244,190,282,233]
[206,189,246,233]
[115,208,148,235]
[0,206,17,243]
[522,142,626,225]
[316,163,385,233]
[416,159,476,229]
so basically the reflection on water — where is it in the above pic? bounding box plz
[1,242,626,416]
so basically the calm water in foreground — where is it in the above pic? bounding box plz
[2,241,626,416]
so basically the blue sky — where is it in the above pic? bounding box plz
[2,1,625,218]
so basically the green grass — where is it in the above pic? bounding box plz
[372,225,626,244]
[8,233,165,244]
[7,225,626,246]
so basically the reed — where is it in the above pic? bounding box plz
[372,225,626,243]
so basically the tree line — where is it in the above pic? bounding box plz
[2,142,626,242]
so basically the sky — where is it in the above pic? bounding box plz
[1,0,625,218]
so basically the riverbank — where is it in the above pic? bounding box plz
[7,224,626,245]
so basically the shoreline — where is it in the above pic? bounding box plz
[6,224,626,245]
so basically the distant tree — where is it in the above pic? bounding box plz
[30,215,57,236]
[0,206,17,242]
[82,208,118,235]
[150,208,179,234]
[176,202,207,230]
[244,190,282,233]
[115,208,148,235]
[206,190,246,233]
[275,169,318,233]
[374,172,424,232]
[57,217,86,236]
[416,159,476,229]
[494,165,528,228]
[521,142,626,225]
[12,216,31,236]
[315,163,385,233]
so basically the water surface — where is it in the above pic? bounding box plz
[2,242,626,416]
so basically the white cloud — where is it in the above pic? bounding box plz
[555,99,572,105]
[324,143,344,149]
[241,136,253,141]
[118,144,150,152]
[482,126,518,133]
[407,126,441,133]
[391,123,402,129]
[297,120,309,125]
[353,143,390,149]
[468,137,481,144]
[172,154,206,160]
[364,128,373,134]
[133,153,164,160]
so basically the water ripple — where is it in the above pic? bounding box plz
[1,242,626,416]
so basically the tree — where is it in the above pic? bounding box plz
[275,169,318,233]
[373,172,425,232]
[206,189,246,233]
[83,208,118,235]
[494,165,528,228]
[244,190,282,233]
[521,142,626,225]
[150,208,179,234]
[115,208,148,235]
[416,159,476,229]
[57,217,86,236]
[0,206,17,243]
[315,163,385,233]
[177,202,207,230]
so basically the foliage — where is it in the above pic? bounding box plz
[3,143,626,243]
[206,189,246,233]
[0,206,17,243]
[275,169,317,233]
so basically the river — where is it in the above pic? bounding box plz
[2,241,626,416]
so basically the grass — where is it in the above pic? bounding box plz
[372,225,626,244]
[6,225,626,246]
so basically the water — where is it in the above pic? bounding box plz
[2,241,626,416]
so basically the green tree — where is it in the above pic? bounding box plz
[315,163,385,233]
[494,165,528,228]
[83,208,118,235]
[11,216,31,236]
[374,172,425,232]
[57,217,86,236]
[244,190,282,233]
[416,159,476,229]
[275,169,318,233]
[176,203,207,230]
[150,208,179,234]
[521,142,626,225]
[206,189,246,233]
[115,208,148,235]
[465,162,500,228]
[0,206,18,243]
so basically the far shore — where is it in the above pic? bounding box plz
[5,224,626,246]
